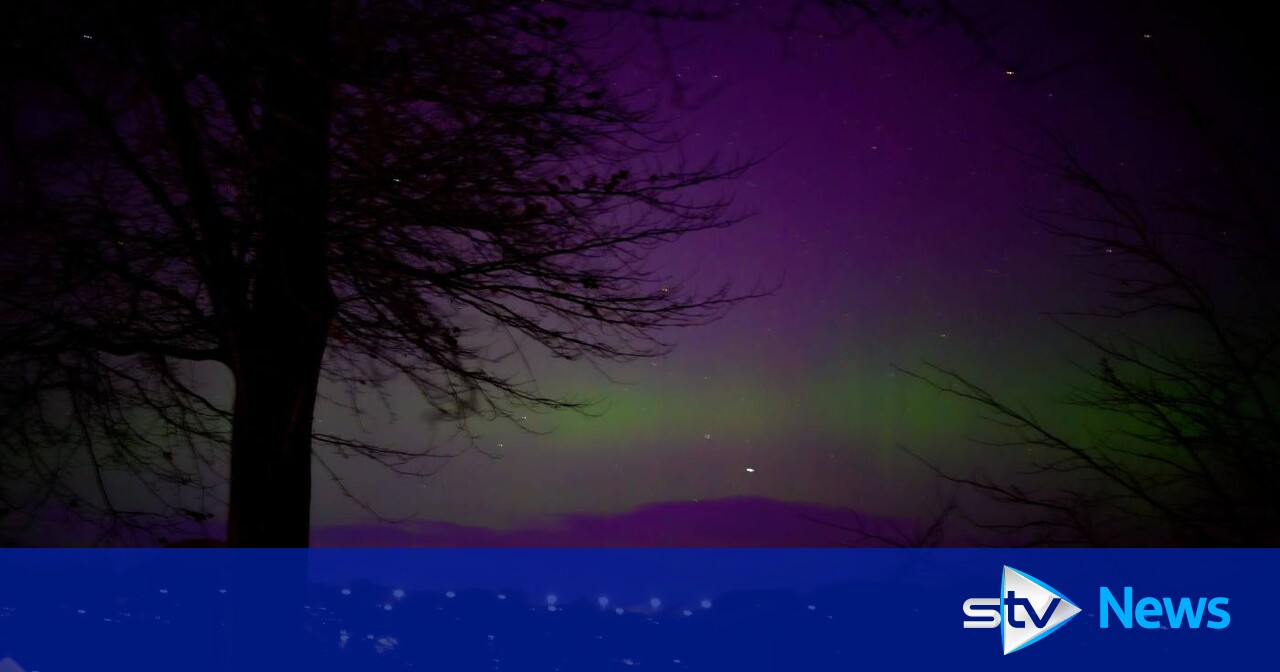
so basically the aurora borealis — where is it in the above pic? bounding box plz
[8,1,1266,547]
[293,2,1229,543]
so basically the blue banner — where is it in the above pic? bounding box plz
[0,549,1273,670]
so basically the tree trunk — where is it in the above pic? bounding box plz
[225,0,333,548]
[226,325,328,547]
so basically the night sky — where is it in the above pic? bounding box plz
[13,2,1257,546]
[272,1,1246,545]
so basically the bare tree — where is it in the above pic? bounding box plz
[0,0,775,547]
[0,0,996,547]
[900,115,1280,545]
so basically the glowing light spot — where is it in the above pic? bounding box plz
[341,589,352,596]
[650,598,661,609]
[701,599,712,609]
[745,467,755,473]
[546,594,558,606]
[682,609,693,616]
[808,605,816,610]
[598,596,609,608]
[446,591,456,598]
[497,594,507,600]
[158,589,168,594]
[615,607,624,615]
[392,589,405,599]
[383,603,393,611]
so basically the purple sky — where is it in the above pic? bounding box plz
[22,1,1249,547]
[287,2,1215,546]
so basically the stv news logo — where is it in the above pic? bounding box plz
[963,566,1081,655]
[963,566,1232,655]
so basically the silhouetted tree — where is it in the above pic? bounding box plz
[0,0,771,547]
[881,2,1280,547]
[0,0,991,547]
[901,130,1280,546]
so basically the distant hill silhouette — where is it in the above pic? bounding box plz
[2,497,931,547]
[311,496,926,547]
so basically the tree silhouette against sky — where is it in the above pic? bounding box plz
[0,0,770,547]
[901,43,1280,545]
[0,0,1007,548]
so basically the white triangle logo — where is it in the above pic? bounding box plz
[1001,566,1081,655]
